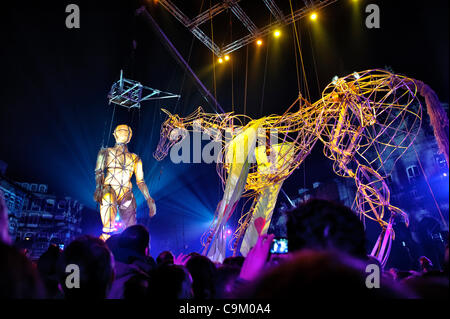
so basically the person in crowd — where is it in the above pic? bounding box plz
[114,224,156,274]
[186,254,217,299]
[148,264,193,299]
[58,235,114,299]
[239,248,416,298]
[157,250,175,267]
[418,256,433,273]
[222,256,245,268]
[37,244,63,298]
[236,233,414,298]
[123,272,150,299]
[402,273,449,298]
[0,241,45,298]
[108,225,155,298]
[105,233,121,257]
[214,264,241,299]
[286,199,367,259]
[386,268,399,281]
[401,254,449,298]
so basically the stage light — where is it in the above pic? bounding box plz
[274,30,281,38]
[218,58,223,63]
[444,172,448,177]
[256,39,263,46]
[310,12,318,21]
[224,55,230,61]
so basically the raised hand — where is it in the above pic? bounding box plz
[239,233,275,281]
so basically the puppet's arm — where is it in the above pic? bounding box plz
[135,157,156,217]
[94,148,107,203]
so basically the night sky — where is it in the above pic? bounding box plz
[1,0,448,254]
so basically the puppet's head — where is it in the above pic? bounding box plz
[113,124,133,144]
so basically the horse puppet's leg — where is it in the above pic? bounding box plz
[354,165,409,267]
[239,182,284,256]
[203,121,262,262]
[239,142,296,256]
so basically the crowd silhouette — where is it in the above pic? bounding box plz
[1,192,448,299]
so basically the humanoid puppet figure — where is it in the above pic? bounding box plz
[94,124,156,241]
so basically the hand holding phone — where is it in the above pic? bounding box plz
[270,237,288,254]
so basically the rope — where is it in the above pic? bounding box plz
[307,24,321,96]
[101,112,109,148]
[289,0,310,101]
[106,104,117,147]
[173,0,205,115]
[291,19,301,97]
[244,45,249,116]
[210,0,218,113]
[230,10,234,113]
[259,13,271,117]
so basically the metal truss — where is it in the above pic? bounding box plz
[107,70,180,109]
[262,0,284,22]
[158,0,337,57]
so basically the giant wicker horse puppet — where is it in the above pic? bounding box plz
[153,69,448,265]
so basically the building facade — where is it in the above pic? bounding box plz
[15,182,84,259]
[0,163,83,259]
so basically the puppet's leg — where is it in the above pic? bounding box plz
[239,181,284,256]
[118,191,137,228]
[354,165,408,266]
[239,142,295,256]
[99,185,118,241]
[203,152,252,262]
[203,121,262,262]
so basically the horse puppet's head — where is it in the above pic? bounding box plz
[153,108,188,161]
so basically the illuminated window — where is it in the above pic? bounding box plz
[435,154,447,169]
[39,185,47,193]
[406,165,420,183]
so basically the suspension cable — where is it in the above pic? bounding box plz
[412,144,448,227]
[289,0,310,101]
[244,45,249,116]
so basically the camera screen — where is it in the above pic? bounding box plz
[270,238,288,254]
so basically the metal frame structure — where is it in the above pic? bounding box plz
[137,7,225,114]
[107,70,180,109]
[158,0,337,57]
